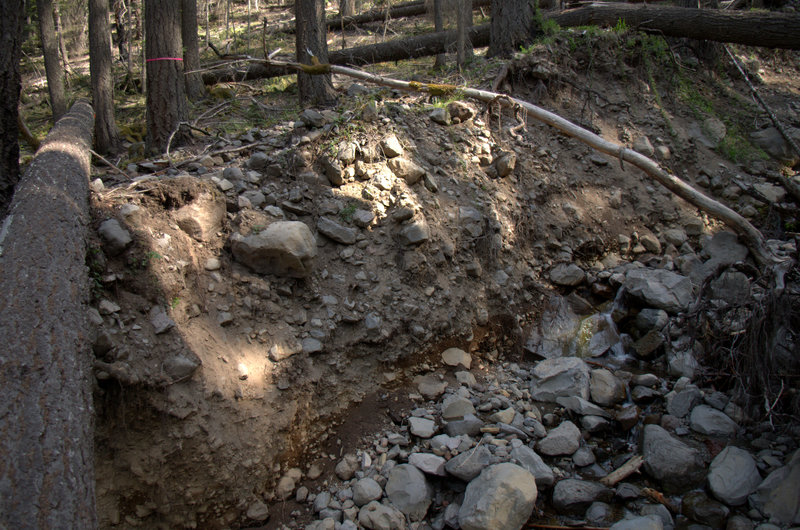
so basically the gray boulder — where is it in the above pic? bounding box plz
[642,424,705,491]
[317,216,357,245]
[230,221,316,277]
[358,501,407,530]
[681,490,729,527]
[550,263,585,286]
[458,463,537,530]
[552,479,613,515]
[749,449,800,525]
[624,269,694,314]
[590,368,627,406]
[408,417,437,438]
[352,478,383,507]
[445,444,492,481]
[690,405,738,436]
[387,157,425,185]
[98,218,132,255]
[707,446,761,506]
[537,420,581,456]
[530,357,590,402]
[510,445,555,488]
[385,464,432,521]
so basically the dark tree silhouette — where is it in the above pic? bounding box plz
[145,0,189,152]
[38,0,67,121]
[296,0,337,106]
[488,0,540,58]
[0,0,24,216]
[182,0,206,100]
[89,0,120,153]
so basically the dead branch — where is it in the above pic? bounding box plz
[600,455,643,487]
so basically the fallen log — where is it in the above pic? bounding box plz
[0,100,97,528]
[268,0,491,34]
[205,5,800,84]
[202,24,491,84]
[551,3,800,50]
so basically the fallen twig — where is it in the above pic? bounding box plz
[89,149,131,180]
[600,454,644,487]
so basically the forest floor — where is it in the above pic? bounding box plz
[17,4,800,529]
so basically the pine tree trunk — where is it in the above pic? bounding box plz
[182,0,206,100]
[112,0,130,63]
[296,0,337,106]
[89,0,120,153]
[0,0,24,217]
[488,0,539,58]
[0,100,97,530]
[340,0,356,17]
[38,0,68,121]
[433,0,445,67]
[145,0,189,153]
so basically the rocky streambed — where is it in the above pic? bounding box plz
[263,245,800,530]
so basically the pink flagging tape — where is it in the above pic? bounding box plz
[146,57,184,62]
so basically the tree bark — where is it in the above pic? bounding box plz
[296,0,336,106]
[182,0,206,100]
[552,3,800,50]
[271,0,490,33]
[433,0,445,67]
[0,0,24,217]
[89,0,120,153]
[145,0,189,153]
[112,0,130,63]
[0,100,97,529]
[38,0,68,121]
[488,0,540,58]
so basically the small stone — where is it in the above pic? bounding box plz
[246,500,270,521]
[550,263,585,286]
[149,305,175,334]
[380,135,404,158]
[690,405,738,436]
[458,463,537,530]
[408,417,437,438]
[385,464,432,521]
[335,454,359,481]
[442,347,471,369]
[408,453,447,476]
[537,421,581,456]
[633,136,655,157]
[98,219,132,255]
[352,478,383,507]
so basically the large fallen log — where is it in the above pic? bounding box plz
[268,0,491,33]
[551,3,800,50]
[0,100,97,528]
[204,5,800,84]
[202,24,491,84]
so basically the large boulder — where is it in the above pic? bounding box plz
[642,424,705,491]
[552,479,613,515]
[689,405,738,436]
[707,446,761,506]
[445,444,492,481]
[385,464,432,521]
[510,445,555,488]
[530,357,590,402]
[230,221,316,277]
[749,449,800,525]
[537,421,582,456]
[458,463,537,530]
[358,501,407,530]
[624,268,694,314]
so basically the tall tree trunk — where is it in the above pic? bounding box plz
[54,2,74,76]
[433,0,445,67]
[340,0,356,17]
[145,0,189,153]
[0,0,24,217]
[296,0,337,106]
[89,0,120,153]
[182,0,206,100]
[488,0,540,58]
[112,0,130,63]
[0,100,97,530]
[456,0,473,68]
[38,0,68,121]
